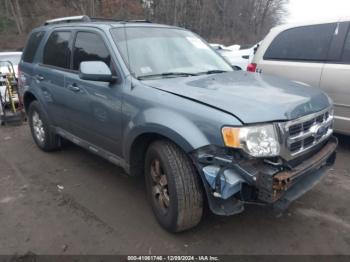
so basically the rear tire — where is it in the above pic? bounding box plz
[145,140,203,232]
[28,101,61,152]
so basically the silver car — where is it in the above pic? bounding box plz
[250,17,350,135]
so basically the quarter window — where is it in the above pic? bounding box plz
[23,31,45,63]
[264,23,337,62]
[73,32,111,71]
[43,31,72,69]
[342,31,350,63]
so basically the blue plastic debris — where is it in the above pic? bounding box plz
[203,165,244,200]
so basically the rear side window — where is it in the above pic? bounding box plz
[43,31,72,69]
[264,23,337,62]
[73,32,111,71]
[342,31,350,63]
[22,31,45,63]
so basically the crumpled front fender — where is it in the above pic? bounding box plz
[191,137,337,216]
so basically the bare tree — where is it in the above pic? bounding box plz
[2,0,25,34]
[0,0,288,50]
[149,0,288,44]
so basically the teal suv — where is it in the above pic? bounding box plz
[19,16,337,232]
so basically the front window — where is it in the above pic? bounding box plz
[73,32,111,71]
[111,27,232,79]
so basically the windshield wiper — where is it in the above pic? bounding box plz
[137,72,197,80]
[197,70,229,75]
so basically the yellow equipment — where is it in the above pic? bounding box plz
[4,63,18,112]
[0,60,23,125]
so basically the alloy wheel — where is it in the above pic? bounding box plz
[32,111,45,143]
[150,158,170,214]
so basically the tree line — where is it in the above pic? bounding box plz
[0,0,288,50]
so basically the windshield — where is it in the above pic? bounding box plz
[0,54,21,66]
[111,27,232,79]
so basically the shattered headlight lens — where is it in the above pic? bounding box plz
[222,124,280,157]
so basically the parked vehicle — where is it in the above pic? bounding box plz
[210,43,230,51]
[0,52,21,76]
[211,44,257,70]
[0,52,22,103]
[20,16,337,232]
[250,17,350,135]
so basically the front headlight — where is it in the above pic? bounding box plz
[222,124,280,157]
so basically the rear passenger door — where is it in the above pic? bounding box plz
[258,23,338,88]
[320,22,350,134]
[34,30,74,131]
[64,30,123,155]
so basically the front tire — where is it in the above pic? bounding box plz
[145,140,203,232]
[28,101,61,152]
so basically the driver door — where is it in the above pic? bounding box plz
[64,30,123,156]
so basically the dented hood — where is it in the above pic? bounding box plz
[143,71,331,124]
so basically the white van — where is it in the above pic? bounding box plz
[250,17,350,135]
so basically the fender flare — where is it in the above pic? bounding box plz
[23,90,39,112]
[124,108,212,161]
[23,90,52,125]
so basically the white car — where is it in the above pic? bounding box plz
[211,44,257,70]
[209,43,229,51]
[0,52,22,103]
[0,52,21,76]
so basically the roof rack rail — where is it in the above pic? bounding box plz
[89,17,124,22]
[43,16,152,26]
[127,19,152,23]
[90,17,152,23]
[44,15,91,25]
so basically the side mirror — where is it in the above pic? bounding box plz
[79,61,113,82]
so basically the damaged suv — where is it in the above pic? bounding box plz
[19,16,337,232]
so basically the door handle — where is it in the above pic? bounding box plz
[35,75,44,81]
[68,83,80,92]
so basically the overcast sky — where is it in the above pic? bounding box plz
[287,0,350,23]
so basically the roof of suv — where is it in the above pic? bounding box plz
[37,15,177,31]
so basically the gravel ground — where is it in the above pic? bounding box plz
[0,124,349,255]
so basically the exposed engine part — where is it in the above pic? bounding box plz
[258,136,338,203]
[192,137,337,215]
[202,165,245,199]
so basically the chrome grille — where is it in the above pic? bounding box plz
[278,108,333,160]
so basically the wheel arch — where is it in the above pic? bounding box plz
[23,91,38,113]
[127,128,200,177]
[124,108,214,176]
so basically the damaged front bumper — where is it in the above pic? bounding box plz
[192,136,338,216]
